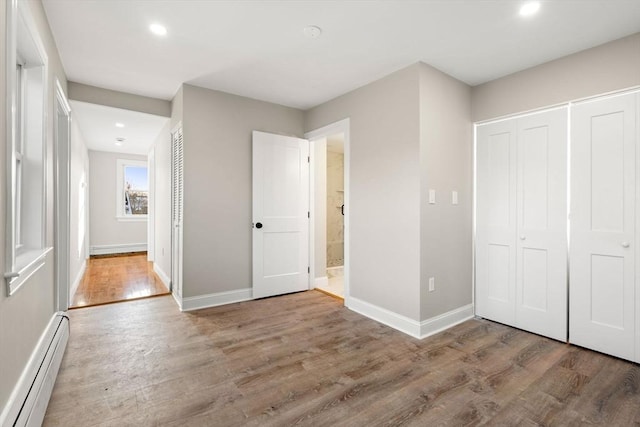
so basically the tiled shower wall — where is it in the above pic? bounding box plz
[327,151,344,267]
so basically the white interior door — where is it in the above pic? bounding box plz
[570,93,637,361]
[252,131,310,299]
[476,108,568,341]
[476,120,518,326]
[515,108,568,341]
[171,127,184,297]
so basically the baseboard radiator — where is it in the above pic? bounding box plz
[1,312,69,427]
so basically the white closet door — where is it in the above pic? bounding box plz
[570,93,637,362]
[476,120,517,326]
[515,108,568,341]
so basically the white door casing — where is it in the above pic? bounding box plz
[476,107,568,341]
[252,131,310,299]
[570,93,637,361]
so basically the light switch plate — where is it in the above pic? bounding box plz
[429,189,436,204]
[452,191,458,205]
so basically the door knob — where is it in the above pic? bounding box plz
[622,242,630,248]
[519,235,526,240]
[255,222,263,229]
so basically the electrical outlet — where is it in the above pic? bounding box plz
[428,277,435,292]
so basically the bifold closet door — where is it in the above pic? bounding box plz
[476,108,568,341]
[570,93,637,362]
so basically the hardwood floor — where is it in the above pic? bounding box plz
[71,253,170,308]
[45,291,640,426]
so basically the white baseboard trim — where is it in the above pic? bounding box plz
[181,288,253,312]
[347,297,422,338]
[90,243,147,256]
[314,276,328,288]
[347,298,474,340]
[69,260,86,302]
[419,304,474,339]
[172,291,183,310]
[0,312,69,427]
[153,263,171,289]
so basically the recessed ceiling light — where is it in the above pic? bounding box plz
[115,122,125,128]
[115,137,125,146]
[519,1,541,17]
[149,23,167,36]
[303,26,322,39]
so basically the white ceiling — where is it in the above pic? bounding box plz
[70,101,169,155]
[43,1,640,110]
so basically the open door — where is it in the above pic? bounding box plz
[252,131,309,299]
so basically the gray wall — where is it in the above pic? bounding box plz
[305,65,422,321]
[419,63,473,320]
[181,84,304,297]
[472,32,640,122]
[88,150,148,249]
[152,122,172,284]
[0,0,67,415]
[68,81,171,117]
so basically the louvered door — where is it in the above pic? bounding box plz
[172,127,184,297]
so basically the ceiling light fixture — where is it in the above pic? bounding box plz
[149,23,167,36]
[115,122,125,128]
[519,1,541,17]
[303,25,322,39]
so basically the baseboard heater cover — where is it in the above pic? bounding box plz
[2,312,69,427]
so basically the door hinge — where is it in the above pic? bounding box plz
[308,266,310,274]
[308,211,310,218]
[307,156,310,163]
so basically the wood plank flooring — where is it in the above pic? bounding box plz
[45,291,640,426]
[71,253,170,308]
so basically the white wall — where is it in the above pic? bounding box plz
[472,32,640,122]
[69,119,90,299]
[0,0,68,416]
[179,84,305,298]
[305,64,423,321]
[88,150,147,252]
[152,122,172,287]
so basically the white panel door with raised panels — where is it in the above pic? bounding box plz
[476,120,518,326]
[252,131,310,299]
[476,108,568,341]
[570,93,637,361]
[515,108,568,341]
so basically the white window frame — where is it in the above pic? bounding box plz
[4,0,51,296]
[116,159,149,221]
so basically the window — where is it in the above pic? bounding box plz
[5,1,49,295]
[117,159,149,220]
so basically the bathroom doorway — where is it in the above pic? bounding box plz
[307,119,350,303]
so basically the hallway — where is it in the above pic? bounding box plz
[71,253,170,308]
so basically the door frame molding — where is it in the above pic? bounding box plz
[54,78,72,311]
[305,118,351,306]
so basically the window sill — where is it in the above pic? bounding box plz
[116,215,148,222]
[5,247,53,296]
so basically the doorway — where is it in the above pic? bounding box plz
[307,119,350,303]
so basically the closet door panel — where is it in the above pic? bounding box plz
[476,121,517,325]
[516,108,568,341]
[570,94,636,361]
